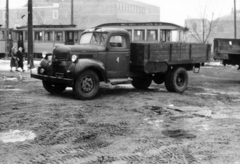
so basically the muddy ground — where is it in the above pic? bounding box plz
[1,64,240,164]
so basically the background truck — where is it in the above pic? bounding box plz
[31,27,211,100]
[214,38,240,66]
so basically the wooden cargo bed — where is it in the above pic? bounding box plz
[130,42,211,73]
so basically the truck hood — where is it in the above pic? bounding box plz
[53,44,105,54]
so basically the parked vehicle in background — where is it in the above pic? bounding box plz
[0,25,84,59]
[31,22,211,100]
[214,38,240,67]
[0,27,13,58]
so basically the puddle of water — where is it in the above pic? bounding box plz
[193,124,210,131]
[0,88,23,91]
[144,118,164,127]
[212,113,240,119]
[231,99,240,102]
[162,129,196,139]
[0,130,36,143]
[117,84,133,88]
[195,93,218,96]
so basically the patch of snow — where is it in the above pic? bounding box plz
[0,130,36,143]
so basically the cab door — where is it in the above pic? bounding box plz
[105,34,130,78]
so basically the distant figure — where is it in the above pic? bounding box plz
[16,47,25,72]
[10,46,18,72]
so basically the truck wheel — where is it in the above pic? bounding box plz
[164,70,175,92]
[42,81,67,94]
[153,73,165,84]
[170,67,188,93]
[131,77,152,89]
[75,70,99,100]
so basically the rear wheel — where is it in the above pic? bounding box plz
[131,77,152,89]
[153,73,165,84]
[170,67,188,93]
[42,81,67,94]
[74,70,99,100]
[164,70,175,92]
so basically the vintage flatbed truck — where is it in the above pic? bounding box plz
[214,38,240,66]
[31,27,211,100]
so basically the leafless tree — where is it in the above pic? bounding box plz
[185,4,219,43]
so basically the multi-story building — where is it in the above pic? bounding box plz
[0,0,160,29]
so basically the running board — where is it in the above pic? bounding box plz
[109,79,132,85]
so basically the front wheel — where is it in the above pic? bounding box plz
[131,77,152,89]
[74,70,99,100]
[42,81,67,94]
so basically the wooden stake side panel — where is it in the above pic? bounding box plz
[130,42,210,67]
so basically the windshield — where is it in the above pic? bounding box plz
[80,32,108,45]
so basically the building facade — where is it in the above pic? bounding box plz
[0,0,160,29]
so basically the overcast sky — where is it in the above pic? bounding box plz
[0,0,239,25]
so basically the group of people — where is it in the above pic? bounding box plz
[10,46,25,72]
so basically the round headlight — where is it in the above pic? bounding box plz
[71,55,77,62]
[42,51,47,58]
[40,68,45,74]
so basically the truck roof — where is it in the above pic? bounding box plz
[83,27,130,35]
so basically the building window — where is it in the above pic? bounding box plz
[145,9,150,15]
[35,31,43,41]
[3,11,6,20]
[119,2,122,10]
[147,30,158,41]
[55,31,63,41]
[0,31,4,40]
[117,2,119,9]
[53,10,58,19]
[123,3,126,10]
[25,31,28,41]
[44,31,53,41]
[134,30,145,41]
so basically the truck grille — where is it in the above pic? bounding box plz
[55,53,68,60]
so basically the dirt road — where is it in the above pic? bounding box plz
[1,64,240,164]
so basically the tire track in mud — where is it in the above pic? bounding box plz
[25,122,131,164]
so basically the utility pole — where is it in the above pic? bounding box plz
[234,0,237,39]
[71,0,74,24]
[5,0,9,59]
[28,0,34,68]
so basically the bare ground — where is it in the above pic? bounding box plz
[1,65,240,164]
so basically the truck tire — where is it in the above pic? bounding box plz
[74,70,99,100]
[42,81,67,94]
[164,70,175,92]
[131,77,152,89]
[170,67,188,93]
[153,73,165,84]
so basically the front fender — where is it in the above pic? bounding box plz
[73,58,108,82]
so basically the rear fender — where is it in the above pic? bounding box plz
[74,58,108,82]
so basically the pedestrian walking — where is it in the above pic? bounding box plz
[10,46,19,72]
[16,47,25,72]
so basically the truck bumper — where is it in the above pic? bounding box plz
[31,73,74,86]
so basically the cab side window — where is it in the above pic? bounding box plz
[109,35,127,48]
